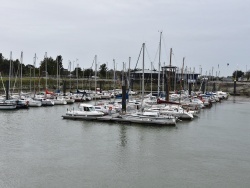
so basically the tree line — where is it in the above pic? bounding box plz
[0,53,121,79]
[2,52,248,81]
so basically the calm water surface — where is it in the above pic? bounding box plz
[1,97,250,188]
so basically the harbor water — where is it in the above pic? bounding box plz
[1,97,250,188]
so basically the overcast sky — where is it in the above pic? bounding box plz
[1,0,249,76]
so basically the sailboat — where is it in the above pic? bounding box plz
[24,53,42,107]
[53,56,67,105]
[0,71,16,110]
[2,52,29,109]
[34,52,54,106]
[121,43,177,125]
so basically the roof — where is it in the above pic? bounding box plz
[132,69,161,74]
[79,103,94,107]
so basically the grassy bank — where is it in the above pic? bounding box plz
[1,77,249,96]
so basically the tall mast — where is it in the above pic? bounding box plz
[76,59,78,90]
[167,48,172,101]
[33,53,36,97]
[157,31,162,98]
[94,55,97,105]
[56,56,58,92]
[151,62,153,96]
[9,51,12,96]
[128,57,131,101]
[162,61,165,93]
[141,43,145,110]
[128,57,131,91]
[69,60,71,90]
[20,51,23,93]
[181,57,185,90]
[45,52,47,89]
[122,62,125,86]
[113,59,115,91]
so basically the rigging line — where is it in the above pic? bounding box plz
[145,45,152,64]
[134,44,143,70]
[172,53,180,68]
[12,59,21,94]
[151,45,160,70]
[161,34,169,64]
[152,64,156,70]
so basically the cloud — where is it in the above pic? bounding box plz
[1,0,250,76]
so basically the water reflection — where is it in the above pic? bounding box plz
[119,125,127,147]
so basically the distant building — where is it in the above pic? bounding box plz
[130,69,200,82]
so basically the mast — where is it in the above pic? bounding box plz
[162,61,165,93]
[174,67,177,92]
[157,31,162,98]
[38,61,40,93]
[20,51,23,93]
[128,57,131,91]
[33,53,36,98]
[166,48,172,101]
[122,62,125,86]
[94,55,97,105]
[128,57,131,101]
[56,56,58,92]
[9,51,12,97]
[113,59,115,91]
[76,59,79,90]
[181,57,185,91]
[69,60,71,90]
[141,43,145,111]
[151,62,153,96]
[45,52,47,90]
[29,65,31,93]
[121,61,127,113]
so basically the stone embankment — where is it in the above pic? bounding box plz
[207,81,250,96]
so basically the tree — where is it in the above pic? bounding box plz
[0,56,23,77]
[56,55,64,76]
[232,70,244,81]
[99,63,108,78]
[72,67,82,78]
[39,56,64,77]
[84,69,94,78]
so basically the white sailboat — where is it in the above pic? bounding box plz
[145,104,194,120]
[0,52,17,110]
[35,52,54,106]
[26,53,42,107]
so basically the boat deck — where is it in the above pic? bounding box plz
[62,114,176,126]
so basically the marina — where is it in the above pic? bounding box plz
[2,0,250,187]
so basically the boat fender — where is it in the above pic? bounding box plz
[157,98,160,104]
